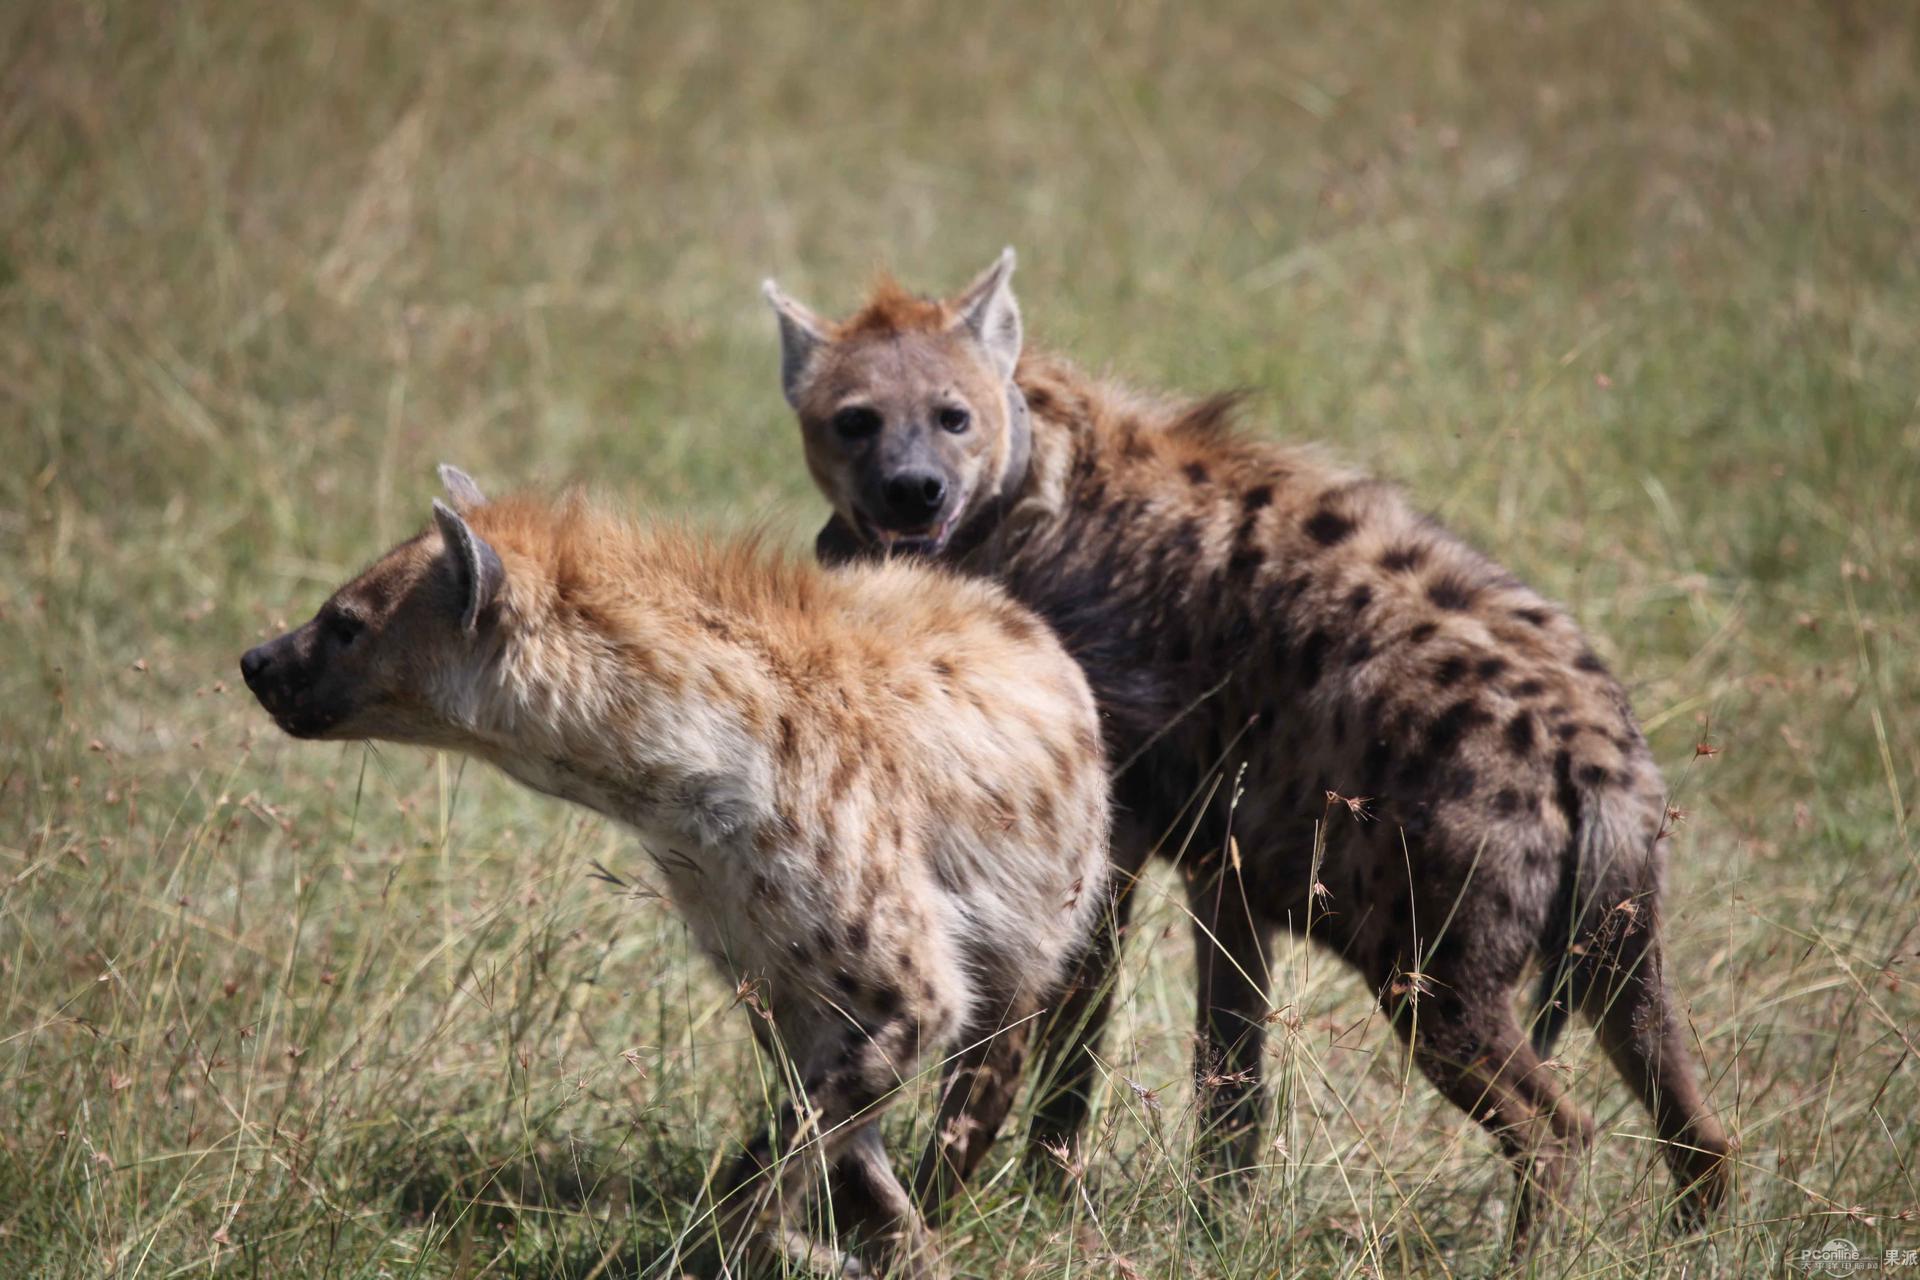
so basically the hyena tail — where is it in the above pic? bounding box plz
[1529,770,1640,1055]
[1527,868,1599,1055]
[1530,771,1732,1225]
[1528,960,1575,1055]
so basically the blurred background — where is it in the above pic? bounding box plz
[3,2,1916,1276]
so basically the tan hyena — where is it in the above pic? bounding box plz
[239,466,1109,1277]
[763,253,1732,1239]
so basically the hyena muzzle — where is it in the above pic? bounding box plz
[240,466,1110,1276]
[762,253,1733,1241]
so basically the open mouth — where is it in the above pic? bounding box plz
[855,503,964,558]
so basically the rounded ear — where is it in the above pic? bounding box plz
[431,499,504,633]
[762,279,830,408]
[437,463,488,511]
[950,246,1021,378]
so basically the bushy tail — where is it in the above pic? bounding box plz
[1528,767,1647,1055]
[1529,954,1575,1055]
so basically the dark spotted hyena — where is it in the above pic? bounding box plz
[761,252,1731,1238]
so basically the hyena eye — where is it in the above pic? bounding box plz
[832,407,882,441]
[325,614,364,649]
[936,405,971,434]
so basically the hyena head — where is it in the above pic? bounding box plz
[240,466,501,744]
[763,248,1026,555]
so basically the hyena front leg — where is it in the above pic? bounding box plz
[715,1027,944,1278]
[913,1005,1036,1216]
[1191,874,1275,1184]
[834,1125,944,1277]
[712,1098,828,1271]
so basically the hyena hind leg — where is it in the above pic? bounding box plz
[1024,883,1136,1183]
[1387,982,1597,1248]
[1575,923,1732,1229]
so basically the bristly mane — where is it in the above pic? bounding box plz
[834,273,953,338]
[467,490,831,625]
[1166,389,1253,443]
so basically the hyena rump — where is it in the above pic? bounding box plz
[763,253,1732,1237]
[240,467,1109,1277]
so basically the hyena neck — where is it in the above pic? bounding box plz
[1001,378,1034,505]
[963,354,1152,569]
[466,599,778,851]
[941,357,1073,564]
[946,376,1034,560]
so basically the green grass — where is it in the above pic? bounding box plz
[3,1,1917,1274]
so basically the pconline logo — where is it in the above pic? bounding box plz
[1790,1240,1920,1277]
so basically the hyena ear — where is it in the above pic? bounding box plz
[431,499,504,634]
[437,463,488,511]
[761,279,830,408]
[951,246,1021,378]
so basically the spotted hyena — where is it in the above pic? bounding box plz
[239,466,1109,1277]
[762,253,1731,1238]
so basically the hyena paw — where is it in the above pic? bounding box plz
[1669,1139,1733,1233]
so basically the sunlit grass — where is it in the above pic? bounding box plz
[2,1,1916,1275]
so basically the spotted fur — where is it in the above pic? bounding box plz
[766,256,1731,1241]
[240,469,1110,1277]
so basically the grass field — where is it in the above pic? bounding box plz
[4,1,1918,1275]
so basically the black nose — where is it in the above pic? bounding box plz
[240,645,273,688]
[880,470,947,525]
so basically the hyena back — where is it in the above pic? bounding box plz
[764,253,1731,1238]
[240,467,1109,1277]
